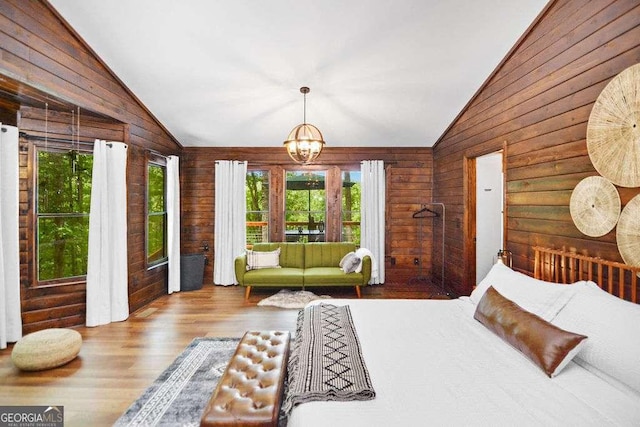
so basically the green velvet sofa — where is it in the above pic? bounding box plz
[235,242,371,299]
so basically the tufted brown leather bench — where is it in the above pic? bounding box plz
[200,330,291,427]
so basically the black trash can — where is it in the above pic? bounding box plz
[180,253,205,291]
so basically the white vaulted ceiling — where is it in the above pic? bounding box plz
[48,0,548,148]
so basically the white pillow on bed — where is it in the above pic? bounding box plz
[470,262,580,321]
[551,281,640,394]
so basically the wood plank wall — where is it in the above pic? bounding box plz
[1,0,181,333]
[181,147,434,285]
[433,0,640,296]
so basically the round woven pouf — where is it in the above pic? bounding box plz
[12,328,82,371]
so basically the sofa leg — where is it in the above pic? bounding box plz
[244,286,251,300]
[355,286,361,298]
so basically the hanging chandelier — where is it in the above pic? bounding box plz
[283,86,325,164]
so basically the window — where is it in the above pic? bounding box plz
[147,162,167,265]
[285,171,326,242]
[341,170,361,244]
[36,148,93,282]
[246,170,269,245]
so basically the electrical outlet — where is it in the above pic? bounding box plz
[413,257,419,265]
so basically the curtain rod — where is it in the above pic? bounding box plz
[147,148,170,159]
[245,160,398,166]
[20,132,94,147]
[21,133,124,148]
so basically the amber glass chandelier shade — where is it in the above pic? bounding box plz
[283,123,325,164]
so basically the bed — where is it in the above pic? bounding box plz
[285,247,640,427]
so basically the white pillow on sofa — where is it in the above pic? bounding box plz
[470,262,580,321]
[552,281,640,394]
[246,248,281,271]
[339,252,360,273]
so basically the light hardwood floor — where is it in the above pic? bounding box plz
[0,283,437,426]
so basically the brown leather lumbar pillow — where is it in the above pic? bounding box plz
[474,286,588,377]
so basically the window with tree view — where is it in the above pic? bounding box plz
[37,149,93,282]
[285,171,326,242]
[342,170,361,245]
[246,170,269,245]
[147,163,167,265]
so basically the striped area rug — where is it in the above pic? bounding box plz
[114,337,239,427]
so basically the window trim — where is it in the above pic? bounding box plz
[284,169,328,243]
[245,168,270,246]
[32,140,94,287]
[240,164,370,244]
[146,154,168,268]
[340,168,361,245]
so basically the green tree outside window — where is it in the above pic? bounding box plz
[246,170,269,245]
[147,163,167,264]
[342,171,361,244]
[285,171,326,242]
[37,149,93,282]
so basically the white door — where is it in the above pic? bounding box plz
[475,151,504,284]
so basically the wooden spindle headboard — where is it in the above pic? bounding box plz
[533,246,639,303]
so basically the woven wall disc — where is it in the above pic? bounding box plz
[586,63,640,188]
[570,176,620,237]
[617,194,640,271]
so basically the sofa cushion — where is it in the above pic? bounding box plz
[304,267,364,285]
[244,267,304,285]
[305,243,356,268]
[252,243,304,268]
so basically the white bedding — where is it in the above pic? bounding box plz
[289,298,640,427]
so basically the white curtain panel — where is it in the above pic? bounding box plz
[167,155,181,294]
[360,160,386,284]
[86,140,129,327]
[0,124,22,348]
[213,160,247,285]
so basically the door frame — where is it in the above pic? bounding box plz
[464,145,507,289]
